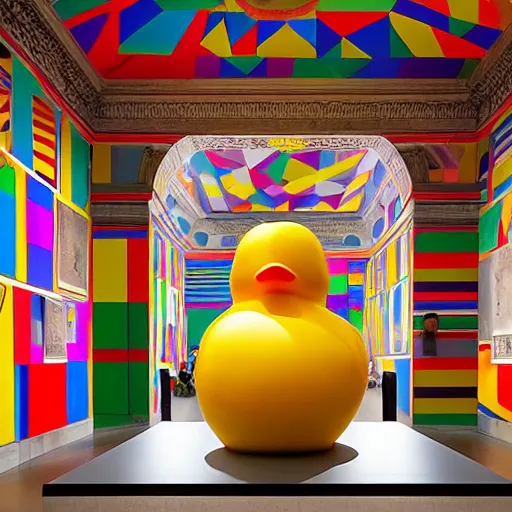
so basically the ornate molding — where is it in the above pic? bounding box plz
[0,0,99,125]
[414,202,481,226]
[0,0,510,136]
[90,203,149,226]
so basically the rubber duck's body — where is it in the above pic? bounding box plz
[195,222,368,454]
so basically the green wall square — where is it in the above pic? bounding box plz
[129,362,149,418]
[128,302,149,350]
[349,309,363,332]
[329,275,348,295]
[93,302,128,349]
[187,307,228,347]
[93,362,129,415]
[0,163,15,195]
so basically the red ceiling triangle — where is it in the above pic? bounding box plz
[478,0,501,29]
[232,24,258,56]
[432,27,487,58]
[410,0,450,16]
[316,11,388,37]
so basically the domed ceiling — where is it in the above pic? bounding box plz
[50,0,507,79]
[151,136,412,251]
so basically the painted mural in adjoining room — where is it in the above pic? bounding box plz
[478,107,512,438]
[184,253,367,352]
[51,0,506,79]
[0,38,91,448]
[396,143,480,184]
[149,213,186,422]
[91,144,168,185]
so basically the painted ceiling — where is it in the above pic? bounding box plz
[51,0,506,80]
[152,136,412,251]
[179,147,395,214]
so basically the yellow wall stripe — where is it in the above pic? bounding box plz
[414,369,477,387]
[414,398,477,415]
[60,116,72,202]
[15,164,27,282]
[0,285,15,445]
[92,144,112,184]
[413,268,478,282]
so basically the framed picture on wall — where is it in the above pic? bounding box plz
[56,200,89,296]
[167,287,177,327]
[44,298,67,362]
[0,283,5,312]
[65,302,76,344]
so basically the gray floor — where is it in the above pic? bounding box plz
[171,388,385,423]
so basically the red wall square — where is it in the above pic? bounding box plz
[127,237,149,303]
[497,364,512,413]
[14,287,31,365]
[28,363,67,438]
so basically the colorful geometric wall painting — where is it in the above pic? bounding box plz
[184,254,367,349]
[32,96,58,189]
[92,228,150,429]
[0,37,93,450]
[478,108,512,435]
[364,218,412,358]
[489,108,512,204]
[182,148,389,213]
[52,0,506,79]
[0,42,12,153]
[412,228,479,427]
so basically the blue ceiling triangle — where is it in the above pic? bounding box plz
[70,13,109,54]
[316,19,342,58]
[225,12,257,46]
[220,59,248,78]
[248,59,268,77]
[257,21,286,46]
[204,11,225,37]
[119,0,163,44]
[288,19,316,47]
[348,16,391,58]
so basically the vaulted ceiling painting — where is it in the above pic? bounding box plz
[51,0,506,79]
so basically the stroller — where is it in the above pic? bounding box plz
[173,346,199,398]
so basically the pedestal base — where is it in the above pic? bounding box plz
[43,422,512,512]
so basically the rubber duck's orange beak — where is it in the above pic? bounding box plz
[255,263,296,287]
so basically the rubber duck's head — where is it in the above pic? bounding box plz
[230,221,329,304]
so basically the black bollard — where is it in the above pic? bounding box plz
[382,371,397,421]
[160,369,171,421]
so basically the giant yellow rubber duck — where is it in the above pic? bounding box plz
[195,221,368,453]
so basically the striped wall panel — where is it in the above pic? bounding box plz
[412,229,478,427]
[32,96,57,188]
[185,258,232,309]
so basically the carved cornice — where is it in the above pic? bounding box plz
[0,0,100,125]
[90,203,149,226]
[414,202,481,226]
[0,0,510,137]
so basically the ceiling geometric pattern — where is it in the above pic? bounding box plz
[151,136,412,251]
[51,0,505,79]
[180,148,390,214]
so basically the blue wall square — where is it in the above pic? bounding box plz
[15,365,29,442]
[27,175,54,210]
[0,190,16,278]
[66,361,89,424]
[27,244,53,290]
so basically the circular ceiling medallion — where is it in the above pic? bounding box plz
[235,0,318,19]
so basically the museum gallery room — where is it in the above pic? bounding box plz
[1,0,512,511]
